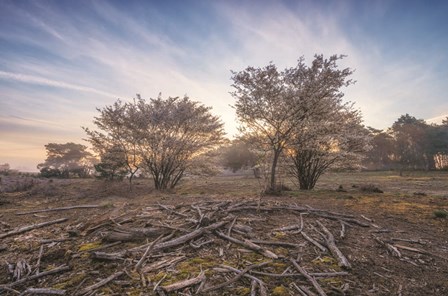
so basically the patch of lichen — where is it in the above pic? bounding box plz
[272,285,289,295]
[268,261,288,273]
[312,256,340,270]
[272,231,286,240]
[160,256,217,285]
[52,272,86,289]
[233,286,251,295]
[78,241,102,252]
[273,247,289,257]
[240,251,265,263]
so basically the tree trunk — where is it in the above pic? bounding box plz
[269,149,281,191]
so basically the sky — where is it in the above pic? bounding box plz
[1,0,448,172]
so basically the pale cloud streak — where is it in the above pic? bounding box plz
[0,70,120,98]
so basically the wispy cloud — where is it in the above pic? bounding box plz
[0,70,120,98]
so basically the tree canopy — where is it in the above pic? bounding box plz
[85,95,225,190]
[37,142,94,178]
[231,54,359,191]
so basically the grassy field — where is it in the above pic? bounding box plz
[0,170,447,295]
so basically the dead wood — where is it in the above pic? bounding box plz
[249,239,304,248]
[301,231,328,253]
[77,271,123,295]
[16,205,100,215]
[393,244,448,261]
[373,236,401,258]
[21,288,66,295]
[40,238,74,244]
[135,234,165,270]
[91,251,125,261]
[391,238,427,245]
[157,203,189,218]
[103,226,168,242]
[201,262,268,293]
[128,220,229,254]
[34,245,44,275]
[312,213,370,227]
[215,231,278,259]
[160,272,205,293]
[4,265,70,288]
[141,256,186,273]
[316,220,351,269]
[249,270,349,278]
[290,259,327,296]
[216,265,268,296]
[340,221,347,239]
[0,218,68,239]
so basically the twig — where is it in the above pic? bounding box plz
[339,221,346,239]
[290,259,327,296]
[373,236,401,258]
[135,234,165,270]
[35,245,44,275]
[301,232,328,253]
[227,216,237,236]
[77,271,123,295]
[16,205,100,215]
[0,218,68,239]
[215,231,278,259]
[216,265,267,296]
[153,274,167,291]
[249,239,304,248]
[7,265,70,288]
[161,272,205,293]
[20,288,66,295]
[129,221,229,253]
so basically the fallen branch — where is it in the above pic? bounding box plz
[373,236,401,258]
[135,234,165,270]
[77,271,123,295]
[216,265,267,296]
[249,270,349,278]
[21,288,66,295]
[6,265,70,288]
[215,231,278,259]
[160,272,205,293]
[250,239,304,249]
[290,259,327,296]
[301,232,328,253]
[0,218,68,239]
[201,262,268,293]
[316,221,351,269]
[16,205,100,215]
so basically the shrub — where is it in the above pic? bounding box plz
[433,210,448,219]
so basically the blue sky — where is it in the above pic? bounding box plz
[1,0,448,171]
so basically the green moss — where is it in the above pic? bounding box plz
[273,247,289,257]
[234,287,251,295]
[269,262,288,273]
[272,285,289,296]
[433,209,448,219]
[53,272,86,289]
[78,241,102,252]
[272,231,286,239]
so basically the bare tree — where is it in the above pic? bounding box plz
[231,55,354,192]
